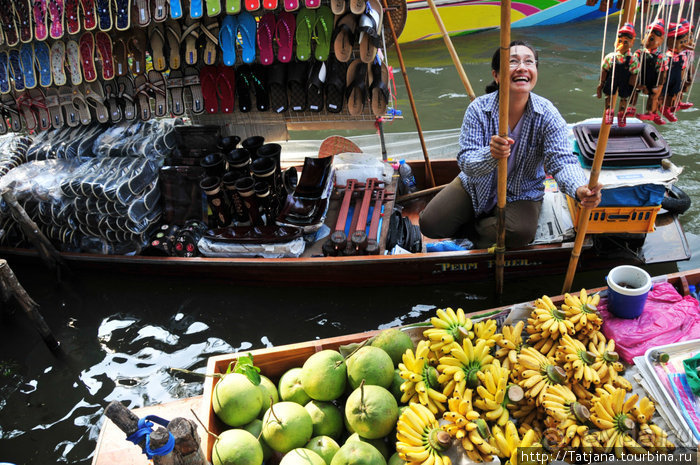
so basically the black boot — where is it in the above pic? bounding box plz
[200,176,231,228]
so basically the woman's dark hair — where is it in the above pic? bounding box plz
[484,40,539,94]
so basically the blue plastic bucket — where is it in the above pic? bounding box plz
[606,265,652,319]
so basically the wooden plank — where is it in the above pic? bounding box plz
[92,396,206,465]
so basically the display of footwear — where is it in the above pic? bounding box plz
[183,65,204,114]
[295,8,315,61]
[79,0,97,30]
[358,0,382,63]
[0,51,10,94]
[8,49,25,91]
[79,31,97,82]
[219,14,238,66]
[333,13,356,63]
[313,6,333,61]
[346,58,366,116]
[216,64,235,113]
[116,74,136,120]
[95,31,114,80]
[165,19,181,70]
[166,68,185,115]
[33,0,49,41]
[19,42,37,89]
[368,59,389,117]
[0,1,19,47]
[238,12,257,64]
[95,0,111,30]
[16,0,33,43]
[65,0,80,34]
[276,11,295,63]
[34,41,53,87]
[257,12,275,65]
[48,0,65,39]
[149,23,167,71]
[325,58,346,113]
[200,65,218,113]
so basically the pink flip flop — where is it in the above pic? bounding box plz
[257,12,275,65]
[276,11,295,63]
[48,0,65,39]
[79,31,97,82]
[305,0,320,8]
[33,0,49,41]
[284,0,299,11]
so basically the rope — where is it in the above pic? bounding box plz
[660,0,687,106]
[126,415,175,459]
[683,18,700,102]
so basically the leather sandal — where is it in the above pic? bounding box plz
[133,73,151,120]
[199,16,219,66]
[330,0,345,14]
[267,62,287,113]
[84,81,109,123]
[79,31,97,82]
[71,86,92,124]
[127,27,147,75]
[0,1,19,47]
[325,57,346,113]
[152,0,168,22]
[33,0,49,41]
[165,19,181,70]
[276,11,295,63]
[181,17,200,65]
[345,57,366,115]
[358,0,382,63]
[48,0,65,39]
[114,0,131,30]
[149,22,167,71]
[112,36,127,76]
[103,79,122,122]
[116,74,136,120]
[16,91,38,131]
[58,86,79,126]
[65,0,80,34]
[1,93,23,132]
[368,59,388,117]
[307,60,325,112]
[147,69,168,116]
[183,65,204,114]
[95,30,114,80]
[134,0,150,27]
[287,60,308,111]
[333,12,355,63]
[45,87,63,128]
[216,64,236,113]
[166,68,185,115]
[79,0,97,30]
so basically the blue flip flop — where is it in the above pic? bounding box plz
[0,52,10,94]
[170,0,183,18]
[34,41,52,87]
[19,43,37,90]
[219,14,239,66]
[190,0,203,18]
[238,11,257,64]
[9,50,24,92]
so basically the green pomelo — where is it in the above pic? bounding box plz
[370,329,414,367]
[301,350,347,401]
[347,433,390,459]
[279,367,312,405]
[305,400,344,439]
[347,347,394,390]
[306,435,341,464]
[242,419,274,460]
[345,385,398,439]
[212,429,263,465]
[262,401,314,454]
[280,448,327,465]
[330,441,387,465]
[389,369,403,403]
[388,452,407,465]
[258,375,280,418]
[213,373,264,427]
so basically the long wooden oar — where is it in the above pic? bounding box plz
[381,0,436,188]
[425,0,476,101]
[562,0,637,293]
[495,0,511,299]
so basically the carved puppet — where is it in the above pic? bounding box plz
[660,22,692,122]
[632,18,666,124]
[597,23,640,127]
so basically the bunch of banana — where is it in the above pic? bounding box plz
[492,421,540,465]
[473,319,499,349]
[629,396,655,424]
[399,340,448,415]
[511,403,545,431]
[588,335,631,391]
[437,338,493,398]
[555,334,601,388]
[424,308,474,356]
[474,360,519,426]
[397,402,453,465]
[516,347,567,406]
[442,390,500,463]
[541,384,586,423]
[568,382,594,410]
[495,321,525,370]
[588,387,647,457]
[561,289,602,337]
[526,296,574,358]
[638,422,675,452]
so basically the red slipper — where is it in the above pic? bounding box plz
[257,12,275,65]
[79,31,97,82]
[200,65,218,113]
[245,0,261,11]
[276,11,295,63]
[216,64,235,113]
[33,0,49,41]
[80,0,97,30]
[95,31,114,80]
[65,0,80,34]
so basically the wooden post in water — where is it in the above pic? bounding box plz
[0,259,60,351]
[495,1,511,299]
[104,401,205,465]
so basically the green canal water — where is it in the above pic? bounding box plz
[0,18,698,464]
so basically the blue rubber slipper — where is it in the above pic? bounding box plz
[9,50,24,91]
[19,43,37,89]
[190,0,203,18]
[0,51,10,94]
[34,41,52,87]
[219,14,239,66]
[170,0,183,18]
[238,11,257,64]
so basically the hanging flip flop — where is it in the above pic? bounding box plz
[152,0,168,21]
[149,23,167,71]
[95,31,114,80]
[325,57,346,113]
[204,0,220,16]
[199,16,219,66]
[263,0,277,10]
[368,58,388,116]
[306,60,325,112]
[305,0,319,8]
[224,0,240,14]
[103,79,122,122]
[358,0,382,63]
[133,73,152,120]
[257,12,275,66]
[16,91,38,130]
[216,64,235,113]
[45,87,63,128]
[276,11,295,63]
[244,0,260,12]
[19,43,37,89]
[65,39,82,85]
[333,12,355,63]
[238,11,257,64]
[251,63,268,111]
[0,93,22,132]
[181,17,201,66]
[33,0,49,41]
[116,74,136,120]
[200,65,218,113]
[28,88,51,130]
[235,63,252,112]
[47,0,65,39]
[51,40,67,86]
[346,58,366,115]
[170,0,183,18]
[34,41,53,87]
[348,0,363,14]
[147,69,168,116]
[267,62,287,113]
[79,0,97,30]
[112,37,127,76]
[330,0,345,15]
[58,86,79,126]
[134,0,150,26]
[0,4,19,47]
[16,0,33,43]
[71,86,92,124]
[287,60,308,111]
[166,68,185,115]
[164,20,181,70]
[9,50,25,91]
[183,65,204,114]
[65,0,80,34]
[295,8,315,62]
[190,0,203,18]
[82,82,108,123]
[313,6,333,61]
[127,27,147,75]
[114,0,131,30]
[0,51,10,94]
[95,0,111,30]
[283,0,299,11]
[79,31,97,82]
[219,14,238,66]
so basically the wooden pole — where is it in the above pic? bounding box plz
[381,0,436,188]
[0,259,60,351]
[495,0,511,299]
[425,0,477,101]
[562,0,637,293]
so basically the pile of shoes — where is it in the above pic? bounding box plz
[0,133,32,176]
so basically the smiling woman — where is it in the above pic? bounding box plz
[418,40,603,249]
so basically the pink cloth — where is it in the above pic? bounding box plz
[599,281,700,364]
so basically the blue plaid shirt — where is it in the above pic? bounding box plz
[457,91,588,216]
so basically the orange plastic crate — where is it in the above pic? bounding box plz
[566,196,660,234]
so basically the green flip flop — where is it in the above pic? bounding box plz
[295,8,316,61]
[206,0,222,16]
[225,0,241,13]
[313,6,335,61]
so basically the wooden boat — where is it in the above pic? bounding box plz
[400,0,618,43]
[0,157,689,286]
[91,267,700,464]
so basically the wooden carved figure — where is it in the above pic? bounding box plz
[632,18,666,124]
[677,19,695,111]
[660,22,692,122]
[597,23,640,127]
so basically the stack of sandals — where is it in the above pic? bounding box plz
[0,0,392,133]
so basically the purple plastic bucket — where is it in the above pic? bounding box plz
[606,265,652,319]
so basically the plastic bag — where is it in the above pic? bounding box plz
[600,282,700,364]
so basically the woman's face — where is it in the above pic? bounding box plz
[492,45,538,96]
